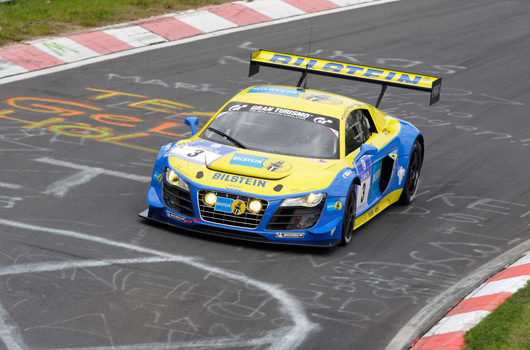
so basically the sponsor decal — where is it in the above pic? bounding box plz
[230,153,292,173]
[231,200,246,215]
[226,185,243,191]
[326,200,343,211]
[268,54,426,86]
[299,92,343,105]
[372,168,381,183]
[221,102,340,131]
[212,173,267,188]
[308,158,328,163]
[342,170,353,179]
[247,86,301,97]
[167,140,235,165]
[228,104,248,111]
[153,170,162,183]
[398,166,406,185]
[263,159,292,173]
[166,211,185,222]
[276,232,305,238]
[214,197,233,213]
[230,153,267,168]
[313,117,333,125]
[360,158,367,171]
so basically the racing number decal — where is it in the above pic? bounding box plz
[355,155,373,211]
[360,183,367,203]
[356,177,371,209]
[167,140,235,165]
[187,149,204,157]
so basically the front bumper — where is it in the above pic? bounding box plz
[139,206,342,248]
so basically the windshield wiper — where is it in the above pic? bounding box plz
[207,127,247,149]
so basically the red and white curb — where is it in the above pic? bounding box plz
[411,253,530,350]
[0,0,389,79]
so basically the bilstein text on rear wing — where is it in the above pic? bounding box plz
[249,49,442,106]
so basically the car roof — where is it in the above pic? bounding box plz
[230,85,370,119]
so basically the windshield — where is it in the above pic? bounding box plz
[201,102,340,159]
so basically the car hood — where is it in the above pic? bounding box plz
[164,140,343,196]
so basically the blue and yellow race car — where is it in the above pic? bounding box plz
[140,50,441,247]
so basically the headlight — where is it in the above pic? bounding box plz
[165,169,189,191]
[203,192,217,206]
[280,193,326,207]
[247,199,262,214]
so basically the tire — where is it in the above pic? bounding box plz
[340,186,357,246]
[398,140,423,205]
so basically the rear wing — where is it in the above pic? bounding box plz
[249,49,442,106]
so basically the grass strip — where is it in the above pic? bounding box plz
[0,0,233,46]
[465,280,530,350]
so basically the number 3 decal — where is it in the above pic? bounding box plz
[355,155,372,211]
[187,149,204,157]
[356,178,371,209]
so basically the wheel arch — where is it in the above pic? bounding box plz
[416,134,425,162]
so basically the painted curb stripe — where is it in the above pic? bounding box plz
[410,331,466,350]
[172,10,238,33]
[0,44,63,70]
[424,310,491,337]
[205,3,272,26]
[0,59,27,76]
[103,25,167,47]
[413,257,530,349]
[466,275,530,299]
[134,16,204,41]
[67,31,135,54]
[487,263,530,282]
[283,0,340,12]
[240,0,306,19]
[30,37,100,63]
[329,0,377,5]
[446,292,512,316]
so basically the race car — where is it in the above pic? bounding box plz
[139,49,442,247]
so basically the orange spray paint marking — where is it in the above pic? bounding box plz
[0,109,65,129]
[7,97,101,116]
[49,124,113,138]
[86,88,148,100]
[91,114,143,127]
[129,99,194,114]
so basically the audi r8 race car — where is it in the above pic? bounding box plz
[139,50,442,247]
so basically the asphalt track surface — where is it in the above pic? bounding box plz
[0,0,529,349]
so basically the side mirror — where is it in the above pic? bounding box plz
[354,144,377,163]
[185,116,199,135]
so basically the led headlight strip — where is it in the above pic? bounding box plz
[280,193,326,207]
[165,169,189,191]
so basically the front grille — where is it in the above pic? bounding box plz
[163,183,194,217]
[198,190,268,229]
[266,204,324,231]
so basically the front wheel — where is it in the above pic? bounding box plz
[340,186,357,246]
[398,140,423,205]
